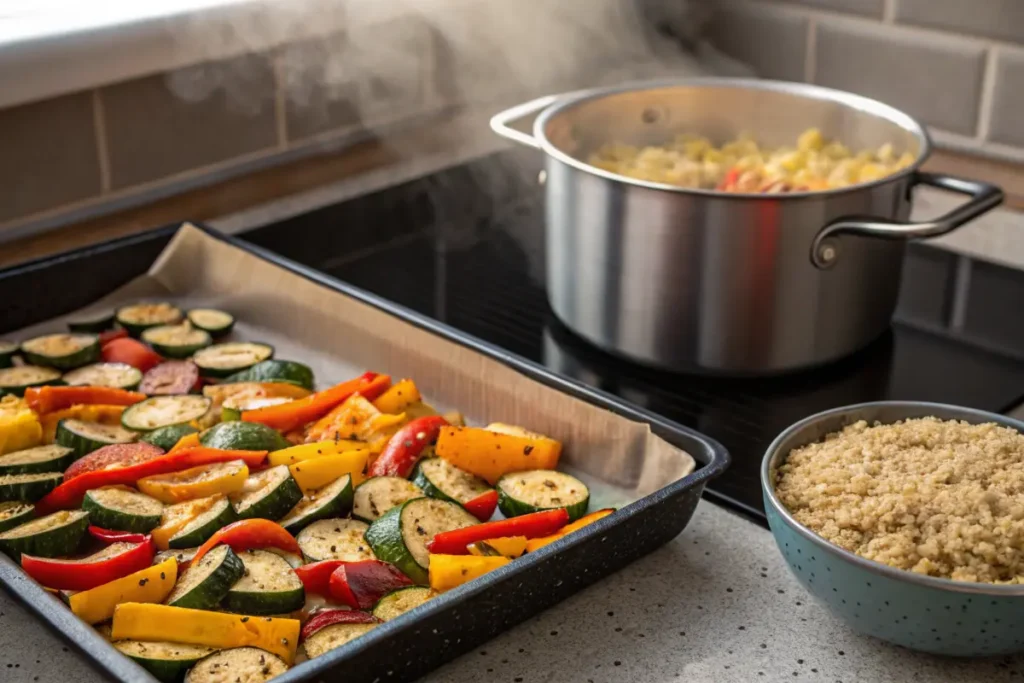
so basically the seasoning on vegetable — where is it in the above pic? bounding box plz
[368,416,449,479]
[427,509,570,555]
[434,426,562,484]
[69,557,176,624]
[328,560,414,609]
[428,554,510,592]
[242,372,389,433]
[190,518,301,565]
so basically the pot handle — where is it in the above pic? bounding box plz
[810,172,1004,269]
[489,94,571,150]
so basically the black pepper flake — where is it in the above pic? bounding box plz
[523,445,534,455]
[614,661,621,666]
[282,638,289,645]
[241,617,249,622]
[160,572,165,580]
[138,578,149,586]
[331,545,337,552]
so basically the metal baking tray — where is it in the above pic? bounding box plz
[0,223,729,683]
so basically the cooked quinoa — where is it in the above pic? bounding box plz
[775,417,1024,583]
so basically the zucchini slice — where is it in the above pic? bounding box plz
[67,312,115,334]
[278,474,353,535]
[223,360,314,391]
[192,343,274,379]
[352,476,424,523]
[154,546,198,567]
[186,309,235,337]
[0,471,63,502]
[0,509,89,559]
[413,458,492,507]
[166,544,244,610]
[497,470,590,521]
[372,586,435,621]
[20,334,100,370]
[62,362,143,390]
[199,420,289,452]
[0,365,62,396]
[0,501,34,533]
[113,640,217,683]
[185,647,288,683]
[141,325,212,359]
[230,465,303,521]
[168,496,238,549]
[0,445,75,475]
[141,424,199,452]
[221,396,293,422]
[295,518,372,563]
[56,418,137,459]
[0,341,18,369]
[121,395,212,432]
[83,486,164,533]
[303,622,377,659]
[365,498,477,584]
[116,303,183,337]
[225,549,305,615]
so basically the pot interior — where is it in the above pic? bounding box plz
[541,80,926,167]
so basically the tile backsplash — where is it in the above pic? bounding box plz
[710,0,1024,158]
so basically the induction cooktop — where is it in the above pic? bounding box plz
[242,149,1024,523]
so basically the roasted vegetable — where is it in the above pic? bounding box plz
[242,372,389,433]
[328,559,414,609]
[372,378,421,415]
[0,396,43,455]
[24,386,146,414]
[289,449,370,493]
[305,393,405,446]
[428,554,510,592]
[21,536,155,591]
[426,509,569,555]
[435,425,562,484]
[368,416,448,479]
[70,557,177,624]
[190,518,301,566]
[524,508,615,552]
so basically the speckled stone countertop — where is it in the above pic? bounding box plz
[2,500,1021,683]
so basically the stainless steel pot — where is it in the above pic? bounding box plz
[490,79,1004,375]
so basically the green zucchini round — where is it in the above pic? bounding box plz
[184,648,288,683]
[0,509,89,559]
[365,498,477,585]
[62,362,143,390]
[412,458,492,507]
[278,474,353,535]
[140,424,199,451]
[0,502,35,533]
[230,465,302,521]
[154,547,198,566]
[192,343,274,379]
[303,622,377,659]
[141,325,212,359]
[223,360,314,391]
[114,640,217,683]
[115,303,183,337]
[224,549,305,615]
[371,586,435,621]
[83,486,164,533]
[56,419,137,459]
[295,518,372,563]
[67,312,115,334]
[121,395,211,432]
[0,341,18,369]
[168,497,238,549]
[20,334,101,370]
[352,476,424,523]
[0,445,75,475]
[0,365,63,396]
[186,309,235,337]
[0,472,64,502]
[496,470,590,521]
[199,420,289,452]
[165,544,244,610]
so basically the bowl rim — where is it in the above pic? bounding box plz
[761,400,1024,596]
[532,77,933,200]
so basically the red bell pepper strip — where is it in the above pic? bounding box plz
[24,386,147,414]
[294,560,344,597]
[98,328,129,345]
[101,338,163,372]
[367,416,448,479]
[328,560,413,610]
[241,372,389,433]
[427,509,570,555]
[20,536,154,591]
[88,526,148,545]
[64,442,165,482]
[37,448,267,514]
[301,609,379,640]
[462,489,498,522]
[191,519,301,566]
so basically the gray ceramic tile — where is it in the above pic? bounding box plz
[815,22,986,135]
[280,33,362,142]
[896,0,1024,45]
[0,91,101,224]
[760,0,884,17]
[347,16,429,122]
[709,3,809,81]
[101,52,277,190]
[988,50,1024,147]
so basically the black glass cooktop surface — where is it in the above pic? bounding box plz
[242,149,1024,521]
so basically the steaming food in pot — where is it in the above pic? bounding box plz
[588,128,916,193]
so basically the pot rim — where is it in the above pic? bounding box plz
[533,77,933,200]
[760,400,1024,596]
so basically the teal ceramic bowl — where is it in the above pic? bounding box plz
[762,401,1024,657]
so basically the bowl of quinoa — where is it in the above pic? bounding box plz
[761,401,1024,656]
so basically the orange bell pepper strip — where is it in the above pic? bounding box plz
[372,379,421,415]
[25,386,146,415]
[434,426,562,485]
[36,448,267,514]
[168,432,201,453]
[305,394,406,445]
[241,372,390,433]
[191,519,301,566]
[524,508,615,553]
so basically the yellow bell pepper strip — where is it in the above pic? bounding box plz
[40,404,125,443]
[428,554,510,592]
[111,603,300,664]
[434,426,562,485]
[372,379,421,415]
[168,431,201,453]
[289,450,370,493]
[137,459,249,504]
[69,557,177,625]
[0,395,43,455]
[268,439,373,466]
[467,536,528,558]
[151,495,224,551]
[524,508,615,553]
[305,394,406,445]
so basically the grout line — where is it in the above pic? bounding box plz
[804,17,818,83]
[91,89,112,193]
[882,0,895,23]
[271,51,289,150]
[976,47,999,143]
